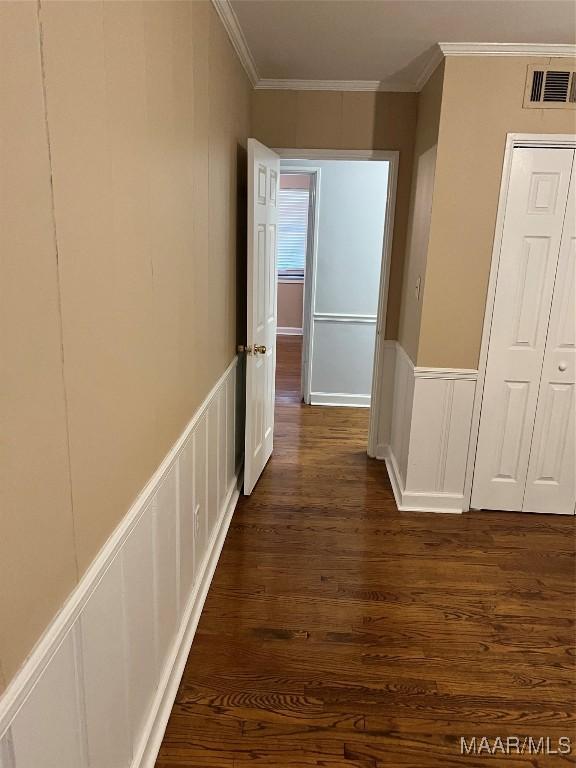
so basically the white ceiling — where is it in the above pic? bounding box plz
[229,0,576,89]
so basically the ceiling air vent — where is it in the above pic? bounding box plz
[524,65,576,109]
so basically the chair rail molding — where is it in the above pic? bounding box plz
[313,312,377,324]
[376,341,478,513]
[0,358,242,768]
[276,326,303,336]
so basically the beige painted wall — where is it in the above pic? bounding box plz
[418,56,576,369]
[397,62,444,361]
[252,90,418,339]
[0,0,250,687]
[0,1,77,692]
[278,282,304,329]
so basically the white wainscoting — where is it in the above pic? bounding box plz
[376,342,477,513]
[0,358,242,768]
[309,313,377,407]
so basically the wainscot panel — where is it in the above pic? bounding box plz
[0,359,241,768]
[377,342,477,513]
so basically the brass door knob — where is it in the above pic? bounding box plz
[237,344,267,355]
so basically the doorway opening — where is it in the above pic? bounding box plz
[243,141,397,495]
[274,150,398,452]
[275,170,314,405]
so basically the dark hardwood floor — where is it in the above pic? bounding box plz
[157,335,576,767]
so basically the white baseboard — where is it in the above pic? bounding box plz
[375,442,390,461]
[310,392,371,407]
[385,453,464,514]
[276,326,303,336]
[375,342,477,514]
[0,359,242,768]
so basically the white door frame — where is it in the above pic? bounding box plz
[276,165,321,404]
[464,132,576,511]
[274,148,399,455]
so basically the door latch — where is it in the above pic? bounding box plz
[237,344,267,355]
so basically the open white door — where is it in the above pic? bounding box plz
[243,138,280,495]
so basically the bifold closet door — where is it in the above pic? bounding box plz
[472,147,575,513]
[523,158,575,514]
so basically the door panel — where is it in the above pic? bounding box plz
[472,147,574,511]
[494,380,530,483]
[523,157,575,514]
[512,236,552,347]
[244,139,279,495]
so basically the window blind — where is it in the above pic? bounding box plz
[277,187,309,279]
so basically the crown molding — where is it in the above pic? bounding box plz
[208,6,576,95]
[254,43,445,93]
[254,78,418,92]
[439,42,576,57]
[210,0,259,86]
[414,44,445,90]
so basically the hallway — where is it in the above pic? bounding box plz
[156,336,575,767]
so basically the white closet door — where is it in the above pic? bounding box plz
[523,156,575,514]
[472,147,574,512]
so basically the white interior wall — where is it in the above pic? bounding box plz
[281,159,389,406]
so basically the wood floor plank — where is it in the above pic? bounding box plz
[156,335,576,768]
